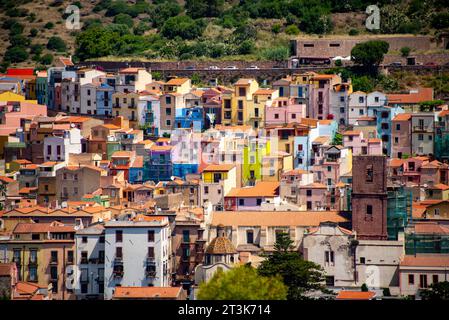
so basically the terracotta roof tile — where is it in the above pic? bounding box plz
[226,181,279,198]
[336,291,376,300]
[400,254,449,267]
[113,287,182,299]
[211,211,348,227]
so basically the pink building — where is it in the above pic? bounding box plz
[391,113,412,159]
[342,130,382,155]
[265,103,306,126]
[298,182,328,210]
[0,102,47,136]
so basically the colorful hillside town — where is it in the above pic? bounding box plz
[1,61,449,301]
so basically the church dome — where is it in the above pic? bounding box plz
[205,236,236,255]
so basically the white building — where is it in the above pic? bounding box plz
[348,91,367,125]
[103,216,171,300]
[302,222,404,294]
[74,223,105,300]
[43,127,82,162]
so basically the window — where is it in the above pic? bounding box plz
[182,230,190,243]
[418,134,424,141]
[307,201,312,210]
[32,234,40,240]
[165,108,171,115]
[366,165,373,182]
[367,205,373,215]
[433,275,439,284]
[419,274,428,288]
[115,247,123,258]
[359,96,364,103]
[82,236,87,243]
[51,251,58,263]
[67,250,74,264]
[256,198,262,206]
[325,251,335,266]
[396,124,401,131]
[165,96,171,104]
[29,249,38,264]
[239,199,245,206]
[246,230,254,244]
[326,276,335,286]
[204,186,209,194]
[274,113,279,119]
[408,274,414,285]
[29,265,37,282]
[238,87,246,97]
[306,189,312,197]
[148,230,155,242]
[81,251,88,264]
[360,257,366,264]
[394,137,399,144]
[359,109,364,115]
[148,247,154,258]
[116,230,123,242]
[50,266,58,281]
[99,236,105,243]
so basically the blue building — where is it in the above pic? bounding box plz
[368,105,404,156]
[173,163,199,180]
[144,141,173,182]
[174,107,204,132]
[96,83,114,116]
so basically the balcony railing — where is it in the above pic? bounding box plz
[413,126,433,132]
[50,258,58,265]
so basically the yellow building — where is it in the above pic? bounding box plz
[0,221,76,300]
[112,92,140,129]
[251,88,279,129]
[163,78,191,95]
[222,79,259,127]
[0,91,37,104]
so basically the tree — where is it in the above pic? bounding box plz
[421,281,449,300]
[258,232,326,300]
[4,46,28,63]
[351,40,389,70]
[185,0,224,19]
[75,26,119,60]
[161,16,205,40]
[44,22,54,29]
[47,36,67,52]
[331,132,343,145]
[40,53,54,65]
[361,283,368,292]
[197,265,287,300]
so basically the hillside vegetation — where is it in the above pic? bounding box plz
[1,0,449,70]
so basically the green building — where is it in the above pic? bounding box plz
[387,185,413,240]
[242,138,270,186]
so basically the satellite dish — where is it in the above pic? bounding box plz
[61,201,67,208]
[170,176,176,181]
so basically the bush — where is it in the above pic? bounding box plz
[161,16,206,40]
[113,13,134,28]
[133,21,148,36]
[30,44,44,55]
[349,28,359,36]
[271,24,281,34]
[44,22,55,29]
[400,46,411,57]
[238,40,254,55]
[40,53,54,65]
[431,12,449,29]
[285,24,300,35]
[9,35,30,47]
[234,23,257,41]
[47,36,67,52]
[29,28,38,37]
[260,46,289,61]
[4,46,29,63]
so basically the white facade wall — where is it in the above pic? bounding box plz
[103,221,170,300]
[74,232,105,299]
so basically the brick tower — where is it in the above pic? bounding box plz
[351,155,388,240]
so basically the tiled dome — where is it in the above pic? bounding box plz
[205,236,236,255]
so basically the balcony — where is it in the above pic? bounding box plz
[113,267,124,278]
[28,258,38,265]
[50,258,58,265]
[80,257,89,264]
[413,126,433,132]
